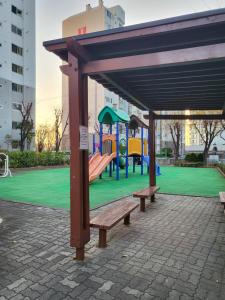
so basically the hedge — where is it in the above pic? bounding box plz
[185,153,203,162]
[7,151,69,168]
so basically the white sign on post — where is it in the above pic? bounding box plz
[79,126,89,150]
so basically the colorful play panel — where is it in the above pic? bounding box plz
[0,166,224,209]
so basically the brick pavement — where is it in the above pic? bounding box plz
[0,194,225,299]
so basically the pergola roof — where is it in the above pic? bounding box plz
[129,115,148,130]
[98,106,130,124]
[44,8,225,113]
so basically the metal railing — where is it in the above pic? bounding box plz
[0,153,12,178]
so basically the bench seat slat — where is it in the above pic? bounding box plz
[90,201,138,230]
[133,186,160,199]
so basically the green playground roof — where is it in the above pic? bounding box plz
[98,106,130,124]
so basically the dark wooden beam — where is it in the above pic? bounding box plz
[121,64,225,79]
[60,53,90,260]
[130,80,225,89]
[66,37,92,62]
[78,14,225,46]
[82,43,225,75]
[223,102,225,114]
[124,71,225,82]
[144,114,225,120]
[99,74,148,110]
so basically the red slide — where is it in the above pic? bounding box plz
[89,152,116,183]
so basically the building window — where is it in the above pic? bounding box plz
[11,24,22,36]
[12,121,21,129]
[12,44,23,56]
[105,96,112,103]
[106,10,112,18]
[11,5,22,16]
[12,63,23,74]
[12,82,23,93]
[12,103,22,111]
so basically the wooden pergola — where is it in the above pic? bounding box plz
[44,8,225,260]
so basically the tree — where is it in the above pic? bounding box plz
[18,102,34,151]
[4,134,12,150]
[193,120,225,164]
[53,108,69,152]
[45,127,55,151]
[220,122,225,142]
[168,121,183,160]
[36,125,49,152]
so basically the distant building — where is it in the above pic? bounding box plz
[61,0,143,150]
[185,110,225,153]
[0,0,36,150]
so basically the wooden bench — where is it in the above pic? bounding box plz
[90,201,139,248]
[219,192,225,214]
[133,186,160,212]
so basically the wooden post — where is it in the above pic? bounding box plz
[60,52,90,260]
[149,111,156,201]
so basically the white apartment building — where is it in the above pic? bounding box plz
[0,0,35,150]
[185,111,225,153]
[62,0,143,150]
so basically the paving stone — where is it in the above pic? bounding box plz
[60,277,79,289]
[7,278,26,290]
[122,286,143,297]
[99,281,114,292]
[1,195,225,299]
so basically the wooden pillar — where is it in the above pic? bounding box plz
[149,111,156,187]
[60,52,90,260]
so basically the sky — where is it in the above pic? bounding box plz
[36,0,225,124]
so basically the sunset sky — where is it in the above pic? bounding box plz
[36,0,225,125]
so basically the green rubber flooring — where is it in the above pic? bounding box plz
[0,166,224,209]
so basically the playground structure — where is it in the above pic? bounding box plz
[89,106,161,183]
[0,153,12,178]
[44,8,225,261]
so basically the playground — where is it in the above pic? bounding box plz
[0,166,224,209]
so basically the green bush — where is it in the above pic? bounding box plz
[160,147,173,157]
[185,153,203,162]
[8,151,69,168]
[175,161,203,167]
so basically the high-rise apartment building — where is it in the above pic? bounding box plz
[0,0,35,150]
[185,110,225,152]
[61,0,143,150]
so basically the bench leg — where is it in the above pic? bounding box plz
[99,229,107,248]
[140,197,145,212]
[124,214,130,225]
[151,194,155,202]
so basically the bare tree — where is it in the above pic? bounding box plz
[193,120,225,164]
[36,125,49,152]
[45,127,55,151]
[53,108,69,152]
[220,122,225,142]
[168,121,183,160]
[18,102,34,151]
